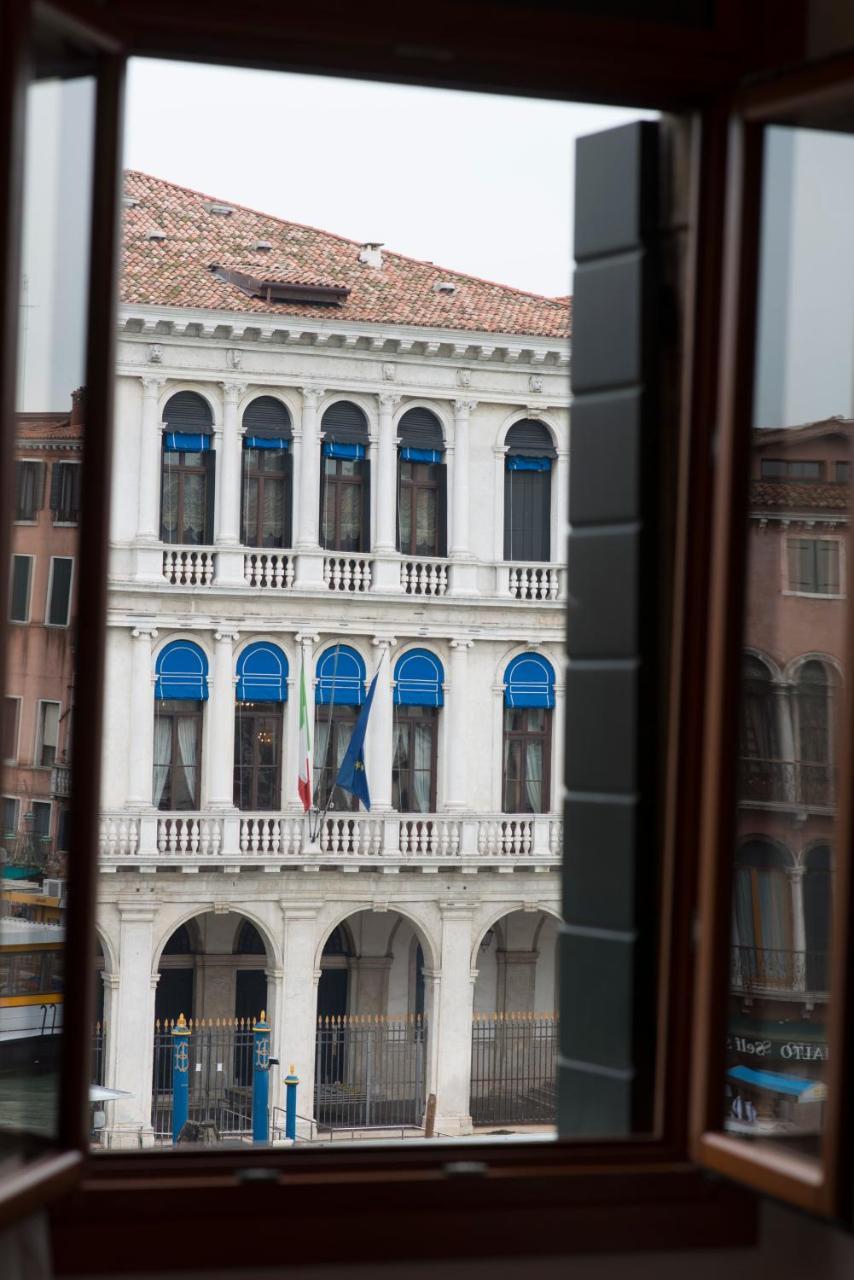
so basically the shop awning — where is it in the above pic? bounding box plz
[727,1065,827,1103]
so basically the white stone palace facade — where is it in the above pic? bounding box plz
[96,172,570,1144]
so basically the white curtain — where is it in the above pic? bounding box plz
[525,741,543,813]
[176,716,198,807]
[413,723,432,813]
[153,714,172,807]
[313,716,331,806]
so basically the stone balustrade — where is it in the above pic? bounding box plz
[162,546,216,586]
[323,554,374,592]
[98,811,562,872]
[243,551,295,589]
[503,563,563,601]
[400,557,449,597]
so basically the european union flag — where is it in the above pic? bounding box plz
[334,670,378,810]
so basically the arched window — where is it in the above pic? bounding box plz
[314,645,366,812]
[804,845,832,992]
[320,402,370,552]
[502,653,555,813]
[796,660,836,807]
[739,656,782,802]
[234,920,267,955]
[154,641,208,810]
[504,420,555,563]
[396,408,446,558]
[393,649,444,812]
[234,643,288,811]
[160,391,214,545]
[733,841,793,987]
[241,397,293,548]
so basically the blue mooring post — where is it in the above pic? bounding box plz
[285,1064,299,1141]
[252,1012,271,1144]
[171,1013,190,1145]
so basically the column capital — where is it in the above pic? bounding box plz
[221,380,247,405]
[101,973,120,990]
[449,638,474,651]
[493,444,510,458]
[214,628,240,644]
[301,386,325,408]
[141,374,166,397]
[453,398,478,416]
[131,625,158,641]
[295,631,320,646]
[525,403,550,418]
[117,902,158,924]
[439,902,474,920]
[372,635,397,650]
[378,392,401,412]
[787,866,806,880]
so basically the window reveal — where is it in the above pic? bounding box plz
[2,697,19,761]
[321,456,367,552]
[392,704,437,812]
[241,447,290,547]
[234,702,283,810]
[398,461,441,556]
[160,448,213,545]
[153,700,202,810]
[502,706,551,813]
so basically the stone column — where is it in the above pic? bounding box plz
[446,639,473,810]
[551,663,565,815]
[207,629,239,808]
[433,903,475,1134]
[127,627,158,807]
[107,903,158,1146]
[367,637,396,812]
[137,376,165,543]
[217,382,245,546]
[789,866,807,991]
[280,904,322,1134]
[554,446,569,565]
[375,393,400,552]
[296,387,323,549]
[448,400,478,596]
[101,972,120,1089]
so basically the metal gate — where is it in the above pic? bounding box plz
[470,1013,558,1126]
[152,1017,257,1140]
[91,1022,105,1086]
[314,1015,426,1130]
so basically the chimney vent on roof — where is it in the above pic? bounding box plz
[254,240,273,252]
[122,196,139,209]
[204,202,234,216]
[359,243,384,269]
[434,280,456,295]
[146,229,167,241]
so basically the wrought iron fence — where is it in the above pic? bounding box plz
[151,1017,257,1141]
[91,1022,105,1086]
[470,1012,558,1126]
[730,946,829,994]
[738,758,835,807]
[314,1014,426,1130]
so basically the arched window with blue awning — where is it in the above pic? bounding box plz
[155,640,209,700]
[315,644,366,705]
[396,408,447,557]
[504,420,555,563]
[504,653,555,708]
[242,396,292,450]
[236,642,288,702]
[394,649,445,707]
[162,391,214,453]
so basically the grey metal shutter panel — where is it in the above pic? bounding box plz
[360,461,371,553]
[505,419,556,457]
[162,390,214,434]
[242,395,292,440]
[504,469,550,561]
[49,462,63,511]
[398,407,444,451]
[436,465,448,558]
[203,450,216,544]
[321,400,369,444]
[560,120,661,1139]
[282,452,294,549]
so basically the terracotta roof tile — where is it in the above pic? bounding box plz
[121,171,572,340]
[751,480,849,511]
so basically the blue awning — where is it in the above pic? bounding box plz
[164,432,211,453]
[323,442,365,461]
[236,641,288,702]
[504,653,556,709]
[244,436,289,451]
[394,648,444,707]
[727,1066,827,1101]
[507,455,551,472]
[315,644,366,705]
[400,447,442,464]
[155,640,209,701]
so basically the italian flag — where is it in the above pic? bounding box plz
[297,653,312,812]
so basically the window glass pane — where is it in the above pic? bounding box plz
[2,699,19,761]
[338,484,361,550]
[181,473,205,544]
[47,558,73,625]
[9,556,31,622]
[242,475,258,544]
[727,125,854,1158]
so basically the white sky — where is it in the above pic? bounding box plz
[124,59,655,299]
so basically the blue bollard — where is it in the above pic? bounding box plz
[171,1013,190,1145]
[285,1064,299,1141]
[252,1012,271,1144]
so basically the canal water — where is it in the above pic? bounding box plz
[0,1070,58,1137]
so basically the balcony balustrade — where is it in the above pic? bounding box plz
[50,764,72,798]
[243,551,295,589]
[323,554,374,592]
[730,945,829,996]
[162,546,217,586]
[503,563,562,601]
[738,757,835,808]
[98,811,562,872]
[400,557,449,597]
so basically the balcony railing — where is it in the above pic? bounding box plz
[730,945,829,996]
[98,811,562,871]
[51,765,72,798]
[323,555,373,592]
[738,757,835,808]
[401,557,448,597]
[244,551,294,589]
[162,546,216,586]
[504,563,562,601]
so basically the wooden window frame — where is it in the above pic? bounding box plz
[397,459,441,557]
[35,697,61,768]
[501,705,552,814]
[239,446,290,548]
[313,703,358,813]
[391,702,438,813]
[159,446,210,546]
[153,700,202,811]
[232,700,283,811]
[45,554,74,627]
[320,454,366,553]
[3,0,839,1264]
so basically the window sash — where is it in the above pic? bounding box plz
[321,457,364,551]
[787,538,840,594]
[47,556,73,626]
[502,707,550,813]
[160,451,209,545]
[9,554,31,621]
[153,704,202,810]
[392,706,437,812]
[233,703,283,810]
[2,697,19,761]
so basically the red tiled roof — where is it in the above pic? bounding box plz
[751,480,849,512]
[121,171,572,340]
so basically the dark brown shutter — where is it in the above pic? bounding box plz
[242,396,292,440]
[70,463,82,518]
[33,461,45,510]
[321,400,369,444]
[360,460,371,553]
[282,451,293,549]
[398,407,444,451]
[319,454,328,549]
[49,462,63,512]
[436,464,448,557]
[203,450,216,544]
[163,390,213,433]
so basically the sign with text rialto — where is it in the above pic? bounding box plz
[727,1034,829,1062]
